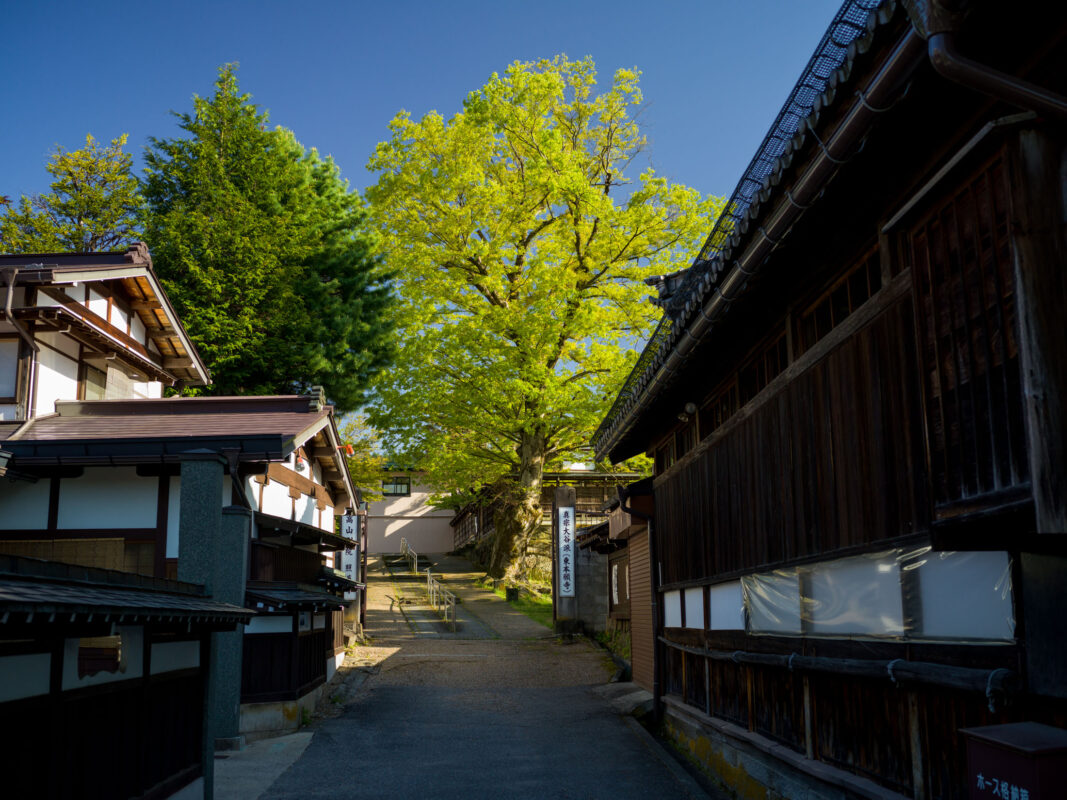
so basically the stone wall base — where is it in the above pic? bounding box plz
[661,696,908,800]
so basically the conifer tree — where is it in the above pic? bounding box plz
[142,65,393,410]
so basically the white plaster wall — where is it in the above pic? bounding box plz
[58,467,157,529]
[0,339,18,397]
[150,640,200,674]
[245,616,293,634]
[663,590,682,628]
[709,581,745,630]
[246,476,261,513]
[296,493,317,527]
[87,288,108,320]
[130,315,146,345]
[112,304,130,332]
[34,345,78,416]
[367,516,454,554]
[166,476,181,558]
[260,480,293,519]
[0,653,50,702]
[61,626,143,691]
[132,379,163,399]
[684,587,705,629]
[366,479,454,553]
[0,477,52,529]
[37,331,79,360]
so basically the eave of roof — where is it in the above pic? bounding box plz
[0,555,253,623]
[0,243,211,386]
[594,0,914,461]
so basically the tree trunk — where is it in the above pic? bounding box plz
[486,428,547,579]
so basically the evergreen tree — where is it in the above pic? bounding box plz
[142,65,393,411]
[1,134,142,253]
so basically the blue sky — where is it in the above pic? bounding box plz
[2,0,843,205]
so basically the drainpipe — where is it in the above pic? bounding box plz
[927,32,1067,123]
[648,515,662,722]
[904,0,1067,123]
[2,268,38,353]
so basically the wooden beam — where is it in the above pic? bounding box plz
[162,357,194,369]
[131,299,162,311]
[147,328,177,340]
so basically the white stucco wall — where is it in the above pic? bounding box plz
[0,476,51,529]
[366,478,454,554]
[34,344,79,416]
[57,467,157,529]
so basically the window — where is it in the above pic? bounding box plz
[382,476,411,496]
[796,249,881,355]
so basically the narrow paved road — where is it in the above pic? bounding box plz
[260,554,710,800]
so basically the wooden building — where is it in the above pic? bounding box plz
[0,555,252,800]
[1,246,367,757]
[594,1,1067,797]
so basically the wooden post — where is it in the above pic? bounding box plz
[803,675,814,760]
[908,691,926,800]
[1010,128,1067,532]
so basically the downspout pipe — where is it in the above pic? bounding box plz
[2,268,39,353]
[928,31,1067,123]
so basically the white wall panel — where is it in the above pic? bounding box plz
[58,467,157,529]
[261,481,293,519]
[0,653,50,701]
[245,615,295,634]
[61,626,143,690]
[130,315,146,345]
[809,555,904,636]
[663,590,682,628]
[743,570,802,634]
[150,641,200,674]
[166,476,182,558]
[919,551,1014,641]
[0,339,18,397]
[684,587,704,629]
[0,476,52,529]
[35,346,79,416]
[87,288,108,320]
[709,581,745,630]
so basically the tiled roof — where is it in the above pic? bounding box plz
[594,0,903,459]
[0,555,253,623]
[245,584,346,612]
[4,396,330,460]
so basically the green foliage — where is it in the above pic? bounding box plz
[337,414,386,502]
[1,134,142,253]
[365,55,721,571]
[142,65,393,411]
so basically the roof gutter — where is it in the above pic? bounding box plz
[599,27,925,461]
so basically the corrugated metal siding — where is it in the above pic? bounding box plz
[629,530,654,691]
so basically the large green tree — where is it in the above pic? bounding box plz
[366,56,722,577]
[1,134,142,253]
[142,65,393,411]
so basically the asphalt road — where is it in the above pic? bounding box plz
[254,555,711,800]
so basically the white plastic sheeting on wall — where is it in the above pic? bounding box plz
[742,547,1014,642]
[743,570,802,634]
[684,587,704,629]
[808,552,904,636]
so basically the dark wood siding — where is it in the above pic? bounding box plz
[909,151,1029,513]
[656,297,927,585]
[629,529,654,690]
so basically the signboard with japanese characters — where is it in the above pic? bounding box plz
[340,514,360,600]
[558,506,575,598]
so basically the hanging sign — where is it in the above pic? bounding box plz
[340,514,360,599]
[558,506,575,598]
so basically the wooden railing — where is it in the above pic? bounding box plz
[249,541,324,583]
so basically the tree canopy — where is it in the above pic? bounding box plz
[0,134,142,253]
[142,65,393,411]
[366,55,722,576]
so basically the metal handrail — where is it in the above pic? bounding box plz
[399,538,419,575]
[425,568,457,632]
